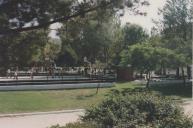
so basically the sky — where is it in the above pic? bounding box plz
[49,0,167,38]
[120,0,166,33]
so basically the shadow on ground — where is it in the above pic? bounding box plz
[76,93,96,100]
[150,83,192,98]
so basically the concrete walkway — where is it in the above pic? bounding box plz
[0,109,84,128]
[182,99,193,118]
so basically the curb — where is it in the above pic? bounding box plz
[0,109,85,118]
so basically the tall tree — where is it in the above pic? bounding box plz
[108,23,148,66]
[160,0,192,80]
[120,43,186,88]
[58,15,117,66]
[123,23,148,47]
[0,30,48,73]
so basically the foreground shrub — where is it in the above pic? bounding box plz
[50,122,97,128]
[82,89,193,128]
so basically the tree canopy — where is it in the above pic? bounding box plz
[0,0,149,35]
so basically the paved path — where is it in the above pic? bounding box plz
[182,99,193,118]
[0,110,84,128]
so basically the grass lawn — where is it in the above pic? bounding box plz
[0,82,142,114]
[0,81,191,114]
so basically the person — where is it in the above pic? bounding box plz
[51,66,55,78]
[48,66,52,78]
[30,67,34,80]
[7,68,11,78]
[60,67,63,78]
[14,68,18,80]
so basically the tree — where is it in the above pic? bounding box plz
[120,43,186,88]
[44,39,61,63]
[0,0,150,74]
[0,30,48,74]
[58,13,122,66]
[108,23,148,66]
[108,21,125,66]
[159,0,192,80]
[123,23,148,47]
[0,0,149,35]
[58,18,107,66]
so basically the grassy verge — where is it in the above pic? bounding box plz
[0,82,141,114]
[0,81,191,114]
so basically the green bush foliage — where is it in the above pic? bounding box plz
[50,122,97,128]
[49,89,192,128]
[82,89,193,128]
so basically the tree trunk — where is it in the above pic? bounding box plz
[96,83,100,94]
[187,66,191,79]
[181,67,186,86]
[96,75,101,94]
[140,71,143,79]
[176,68,180,79]
[162,66,166,75]
[104,47,109,67]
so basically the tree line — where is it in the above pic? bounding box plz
[0,0,192,84]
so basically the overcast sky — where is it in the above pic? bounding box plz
[49,0,167,38]
[120,0,166,32]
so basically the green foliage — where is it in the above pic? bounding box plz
[0,0,150,68]
[108,23,125,65]
[0,30,47,69]
[59,16,122,65]
[108,23,148,66]
[0,0,149,34]
[44,39,61,61]
[160,0,192,65]
[123,24,148,46]
[121,43,181,72]
[83,89,193,128]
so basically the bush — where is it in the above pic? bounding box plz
[82,89,193,128]
[50,122,97,128]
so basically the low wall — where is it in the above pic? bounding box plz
[150,80,192,85]
[0,82,114,91]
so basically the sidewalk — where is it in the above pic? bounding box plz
[0,109,84,128]
[182,99,193,118]
[0,109,84,118]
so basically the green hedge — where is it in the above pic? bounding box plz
[83,89,193,128]
[50,89,192,128]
